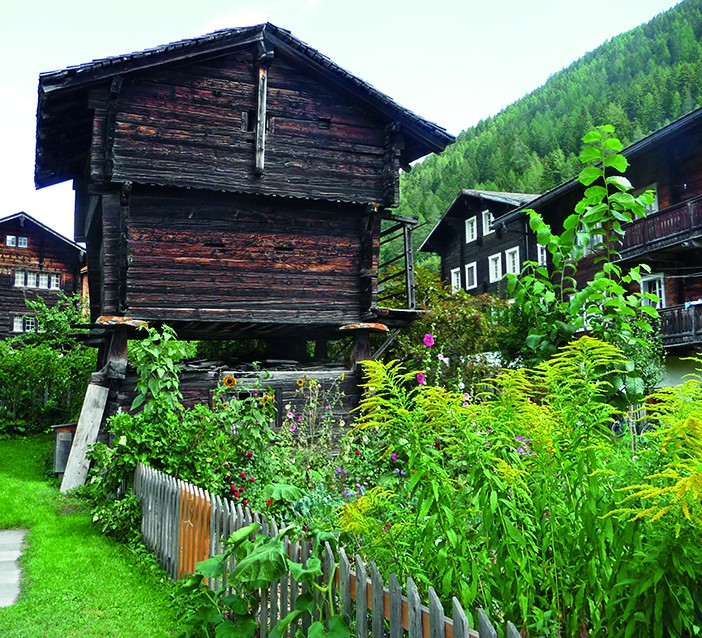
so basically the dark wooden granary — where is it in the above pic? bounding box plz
[35,24,454,490]
[36,23,453,345]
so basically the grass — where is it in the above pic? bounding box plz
[0,434,186,637]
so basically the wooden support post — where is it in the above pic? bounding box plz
[60,383,109,493]
[340,322,389,369]
[60,321,136,493]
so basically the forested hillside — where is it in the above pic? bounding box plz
[399,0,702,252]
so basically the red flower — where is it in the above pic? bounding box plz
[266,498,272,507]
[233,491,240,498]
[239,486,245,493]
[249,476,255,483]
[355,450,361,456]
[247,451,253,458]
[230,484,236,493]
[240,471,247,478]
[242,499,248,506]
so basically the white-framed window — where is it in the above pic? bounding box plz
[465,216,477,243]
[482,210,494,236]
[635,183,659,215]
[17,236,28,248]
[465,262,477,290]
[6,235,16,247]
[537,244,549,266]
[13,270,60,289]
[505,246,521,275]
[12,316,36,333]
[641,274,666,308]
[450,267,461,293]
[488,253,502,283]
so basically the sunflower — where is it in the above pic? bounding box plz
[261,393,273,404]
[222,375,237,388]
[296,377,306,387]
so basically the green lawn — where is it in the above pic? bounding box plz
[0,435,186,637]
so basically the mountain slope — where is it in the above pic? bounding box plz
[398,0,702,252]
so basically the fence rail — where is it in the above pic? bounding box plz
[133,464,519,638]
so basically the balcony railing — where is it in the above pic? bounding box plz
[659,303,702,349]
[618,196,702,261]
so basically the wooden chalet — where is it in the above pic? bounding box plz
[0,212,85,339]
[419,190,537,295]
[423,107,702,384]
[33,24,454,490]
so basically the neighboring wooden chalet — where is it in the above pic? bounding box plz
[420,190,537,295]
[34,24,454,489]
[0,212,85,339]
[423,107,702,383]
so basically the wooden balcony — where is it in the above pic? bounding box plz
[618,196,702,261]
[659,303,702,350]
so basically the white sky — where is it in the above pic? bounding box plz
[3,0,682,239]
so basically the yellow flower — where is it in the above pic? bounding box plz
[261,394,272,404]
[222,375,237,388]
[296,377,305,387]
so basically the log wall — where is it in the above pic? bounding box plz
[90,51,395,205]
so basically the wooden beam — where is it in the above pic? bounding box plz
[254,63,270,175]
[60,383,109,493]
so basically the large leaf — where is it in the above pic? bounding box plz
[231,537,288,585]
[225,522,260,548]
[288,557,323,583]
[196,554,225,579]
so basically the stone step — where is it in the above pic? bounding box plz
[0,529,26,608]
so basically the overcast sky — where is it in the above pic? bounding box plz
[3,0,682,238]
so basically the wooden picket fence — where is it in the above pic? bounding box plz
[133,463,520,638]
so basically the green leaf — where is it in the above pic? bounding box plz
[579,147,601,164]
[605,175,633,192]
[603,154,628,172]
[196,555,225,579]
[288,557,323,583]
[232,538,288,585]
[225,522,260,548]
[578,166,602,186]
[582,130,603,143]
[602,137,624,152]
[294,592,315,612]
[216,618,258,638]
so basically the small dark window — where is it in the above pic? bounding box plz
[242,110,257,133]
[317,117,331,129]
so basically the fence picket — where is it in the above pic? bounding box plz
[428,588,444,638]
[339,547,352,623]
[452,598,471,638]
[371,562,385,638]
[505,621,521,638]
[477,609,497,638]
[407,578,423,638]
[355,555,369,638]
[389,574,403,638]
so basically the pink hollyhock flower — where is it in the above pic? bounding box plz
[417,372,426,385]
[423,333,435,347]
